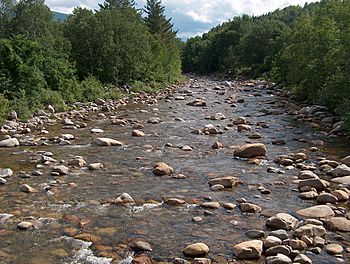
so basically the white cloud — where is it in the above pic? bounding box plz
[46,0,320,38]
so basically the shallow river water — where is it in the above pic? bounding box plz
[0,77,349,263]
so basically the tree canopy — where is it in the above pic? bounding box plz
[0,0,182,122]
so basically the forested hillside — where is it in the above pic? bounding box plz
[183,0,350,130]
[0,0,182,122]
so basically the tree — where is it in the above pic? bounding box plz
[98,0,135,10]
[11,0,55,48]
[0,0,16,37]
[144,0,177,44]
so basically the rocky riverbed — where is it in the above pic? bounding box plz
[0,76,350,264]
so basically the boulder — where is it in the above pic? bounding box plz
[131,241,152,252]
[316,193,338,204]
[114,193,135,205]
[294,224,326,238]
[266,213,298,230]
[0,168,13,178]
[266,254,292,264]
[132,130,145,137]
[187,99,207,107]
[153,162,174,176]
[208,176,240,188]
[264,236,282,249]
[0,138,19,147]
[332,176,350,185]
[296,205,334,218]
[331,164,350,177]
[88,163,104,170]
[183,243,209,257]
[325,244,343,255]
[20,184,38,193]
[298,178,330,191]
[232,240,263,259]
[201,202,220,209]
[132,255,153,264]
[331,190,349,201]
[17,221,33,230]
[93,138,123,146]
[234,143,267,158]
[239,203,261,214]
[341,155,350,166]
[52,165,69,175]
[294,254,312,264]
[325,217,350,232]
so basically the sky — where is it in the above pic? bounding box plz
[46,0,319,39]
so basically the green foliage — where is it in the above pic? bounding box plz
[64,3,181,84]
[183,0,350,130]
[0,93,9,123]
[0,0,182,122]
[144,0,177,44]
[76,76,103,102]
[98,0,135,10]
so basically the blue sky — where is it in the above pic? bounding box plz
[46,0,319,39]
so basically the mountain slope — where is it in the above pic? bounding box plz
[52,11,68,21]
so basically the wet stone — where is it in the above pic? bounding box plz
[239,203,261,213]
[200,202,220,209]
[131,240,152,252]
[52,165,69,175]
[0,168,13,178]
[88,163,104,170]
[153,162,174,176]
[264,236,282,249]
[297,205,335,218]
[232,240,263,260]
[245,230,265,239]
[270,230,289,240]
[17,221,33,230]
[266,213,298,230]
[183,243,210,257]
[266,253,292,264]
[325,244,344,255]
[294,254,312,264]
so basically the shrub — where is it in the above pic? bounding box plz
[0,93,9,123]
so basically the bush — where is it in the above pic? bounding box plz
[76,76,103,102]
[41,89,66,113]
[0,93,9,123]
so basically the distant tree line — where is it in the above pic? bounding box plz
[182,0,350,130]
[0,0,181,122]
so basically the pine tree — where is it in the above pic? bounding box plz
[144,0,177,43]
[98,0,135,10]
